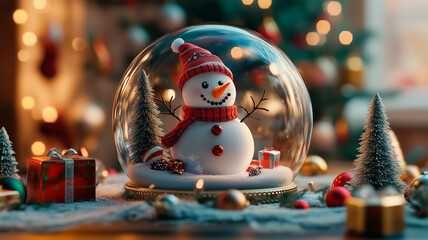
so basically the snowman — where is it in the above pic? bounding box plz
[160,38,254,175]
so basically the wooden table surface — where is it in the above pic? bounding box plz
[1,220,426,240]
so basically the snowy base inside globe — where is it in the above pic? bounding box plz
[128,162,293,191]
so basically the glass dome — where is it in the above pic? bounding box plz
[113,24,312,181]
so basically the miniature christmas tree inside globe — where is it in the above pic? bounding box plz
[113,24,312,199]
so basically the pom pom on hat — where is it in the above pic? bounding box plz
[171,38,185,53]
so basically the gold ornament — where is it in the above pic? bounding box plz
[390,130,406,170]
[401,165,421,184]
[215,189,249,210]
[300,155,328,176]
[404,186,410,202]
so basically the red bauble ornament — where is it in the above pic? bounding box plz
[212,145,224,156]
[332,172,353,188]
[295,200,310,209]
[326,187,351,207]
[211,125,222,135]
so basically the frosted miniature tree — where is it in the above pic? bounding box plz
[351,93,405,193]
[129,71,166,164]
[0,127,20,179]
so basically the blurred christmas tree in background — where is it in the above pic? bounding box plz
[13,0,375,171]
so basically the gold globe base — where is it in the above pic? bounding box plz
[124,181,297,204]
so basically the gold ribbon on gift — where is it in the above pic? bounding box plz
[47,148,78,203]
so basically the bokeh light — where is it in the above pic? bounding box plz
[339,31,353,45]
[31,141,46,156]
[42,106,58,123]
[84,104,106,127]
[306,32,320,46]
[72,37,87,51]
[327,1,342,16]
[347,56,363,71]
[21,96,35,110]
[231,46,243,59]
[242,0,254,5]
[258,0,272,9]
[23,32,37,46]
[17,50,30,62]
[316,20,331,34]
[13,9,28,24]
[165,89,176,100]
[33,0,47,10]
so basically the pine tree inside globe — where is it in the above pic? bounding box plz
[112,25,313,203]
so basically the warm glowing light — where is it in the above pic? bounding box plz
[31,141,46,156]
[316,20,331,34]
[149,184,155,189]
[84,104,105,127]
[72,37,86,51]
[195,179,204,190]
[269,63,279,75]
[231,46,243,59]
[80,147,89,157]
[17,50,30,62]
[347,56,363,71]
[165,89,176,100]
[327,1,342,16]
[306,32,320,46]
[33,0,47,10]
[13,9,28,24]
[21,96,35,110]
[339,31,353,45]
[258,0,272,9]
[101,170,109,178]
[23,32,37,46]
[242,0,254,5]
[42,106,58,123]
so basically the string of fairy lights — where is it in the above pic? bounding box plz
[240,0,362,72]
[11,0,361,157]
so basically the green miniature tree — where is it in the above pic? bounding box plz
[129,71,165,164]
[351,93,405,193]
[0,127,20,179]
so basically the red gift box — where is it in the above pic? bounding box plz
[26,148,96,204]
[258,147,280,169]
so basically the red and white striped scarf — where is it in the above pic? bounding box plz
[161,105,239,148]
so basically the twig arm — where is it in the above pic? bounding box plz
[155,92,182,121]
[240,89,269,123]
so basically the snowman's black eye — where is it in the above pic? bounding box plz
[218,80,224,86]
[202,82,209,89]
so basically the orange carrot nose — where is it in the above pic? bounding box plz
[212,82,231,98]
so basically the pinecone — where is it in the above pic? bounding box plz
[150,159,168,171]
[249,166,262,176]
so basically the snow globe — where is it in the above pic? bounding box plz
[113,25,312,203]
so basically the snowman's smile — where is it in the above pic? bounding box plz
[200,93,231,106]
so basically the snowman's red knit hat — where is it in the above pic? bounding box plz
[171,38,233,91]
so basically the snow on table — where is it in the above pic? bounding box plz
[0,173,426,233]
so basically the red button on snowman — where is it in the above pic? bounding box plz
[161,38,254,175]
